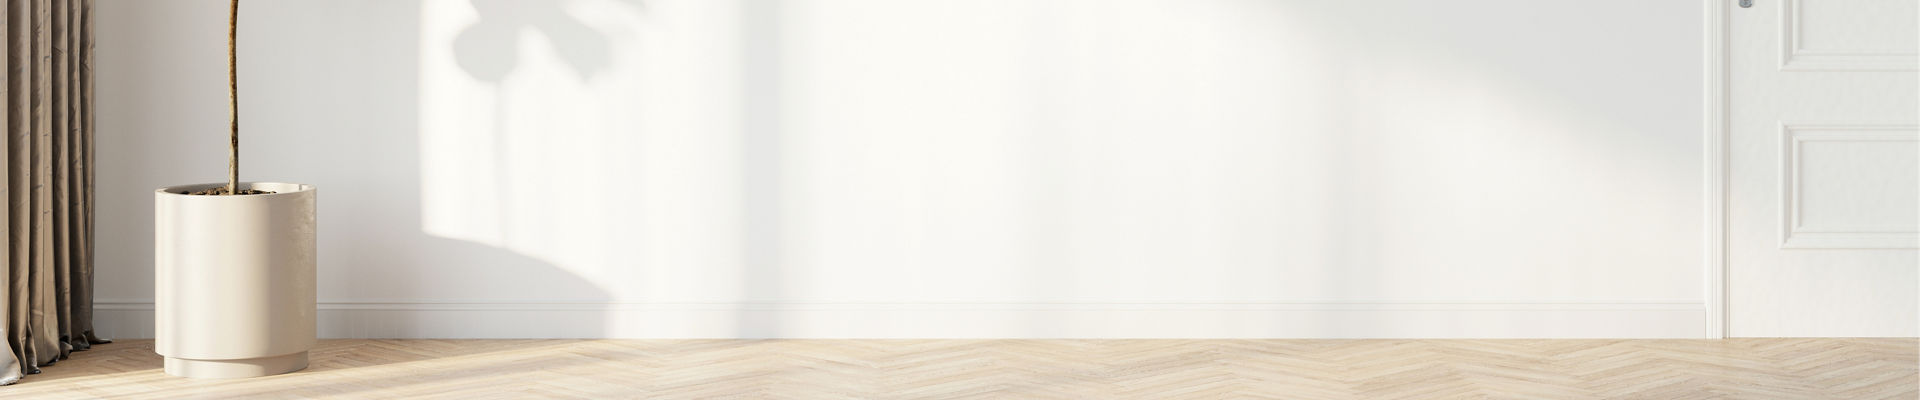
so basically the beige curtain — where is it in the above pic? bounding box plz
[0,0,97,386]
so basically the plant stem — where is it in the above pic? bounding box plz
[227,0,239,194]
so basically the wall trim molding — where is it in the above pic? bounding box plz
[1704,0,1729,338]
[93,300,1707,339]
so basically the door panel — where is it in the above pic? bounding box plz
[1778,0,1918,71]
[1728,0,1920,336]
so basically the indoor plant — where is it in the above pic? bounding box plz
[152,0,316,379]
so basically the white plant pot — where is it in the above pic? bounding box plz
[155,182,316,379]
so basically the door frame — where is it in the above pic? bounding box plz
[1704,0,1729,339]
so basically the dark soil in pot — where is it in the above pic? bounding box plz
[186,186,276,196]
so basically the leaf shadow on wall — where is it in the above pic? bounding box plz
[422,0,669,337]
[453,0,644,82]
[435,0,790,338]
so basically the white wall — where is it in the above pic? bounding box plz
[92,0,1710,338]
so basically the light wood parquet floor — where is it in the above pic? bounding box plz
[2,338,1914,399]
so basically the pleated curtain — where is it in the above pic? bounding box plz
[0,0,99,386]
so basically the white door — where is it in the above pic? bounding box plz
[1727,0,1919,336]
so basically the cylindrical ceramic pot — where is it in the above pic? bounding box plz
[155,182,316,379]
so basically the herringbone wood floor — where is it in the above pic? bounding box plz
[2,339,1913,399]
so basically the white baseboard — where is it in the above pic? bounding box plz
[94,301,1707,339]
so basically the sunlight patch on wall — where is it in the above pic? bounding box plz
[413,0,1700,306]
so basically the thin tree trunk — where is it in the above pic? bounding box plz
[225,0,237,194]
